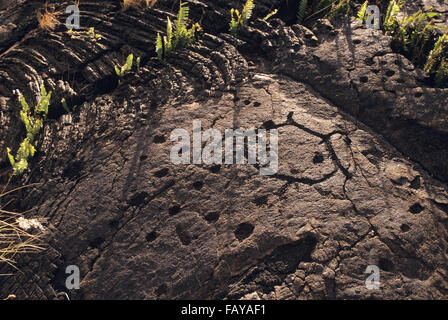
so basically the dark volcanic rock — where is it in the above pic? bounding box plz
[0,0,448,300]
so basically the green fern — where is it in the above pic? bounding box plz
[114,53,134,84]
[156,1,201,59]
[296,0,308,25]
[381,0,448,87]
[173,1,190,48]
[156,33,165,59]
[425,33,447,72]
[386,7,441,65]
[407,12,439,64]
[7,84,51,175]
[229,0,255,36]
[424,33,448,87]
[66,27,101,41]
[240,0,255,25]
[435,58,448,87]
[34,83,50,119]
[229,9,239,36]
[384,0,406,34]
[356,0,368,22]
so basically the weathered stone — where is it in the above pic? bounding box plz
[0,0,447,300]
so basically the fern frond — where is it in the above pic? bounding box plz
[20,110,32,134]
[424,33,447,72]
[166,17,174,52]
[384,0,396,29]
[125,53,133,72]
[384,0,405,32]
[155,2,201,59]
[241,0,255,25]
[435,58,448,87]
[156,33,164,59]
[296,0,308,25]
[174,0,189,43]
[114,53,134,83]
[114,66,121,76]
[229,8,240,36]
[40,83,47,97]
[6,148,15,166]
[356,0,368,22]
[8,84,50,175]
[176,1,189,29]
[229,0,254,36]
[19,94,30,113]
[35,84,51,119]
[263,9,278,21]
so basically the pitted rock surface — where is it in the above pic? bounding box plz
[0,0,448,299]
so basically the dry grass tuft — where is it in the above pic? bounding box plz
[36,3,61,31]
[0,177,44,274]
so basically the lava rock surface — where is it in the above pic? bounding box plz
[0,0,447,299]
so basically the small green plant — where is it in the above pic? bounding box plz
[424,33,448,87]
[434,58,448,87]
[114,53,134,84]
[380,0,448,87]
[156,1,202,59]
[66,27,101,41]
[7,84,51,176]
[395,10,440,65]
[425,33,448,71]
[85,27,101,40]
[229,0,255,36]
[383,0,405,33]
[326,0,351,21]
[136,56,141,71]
